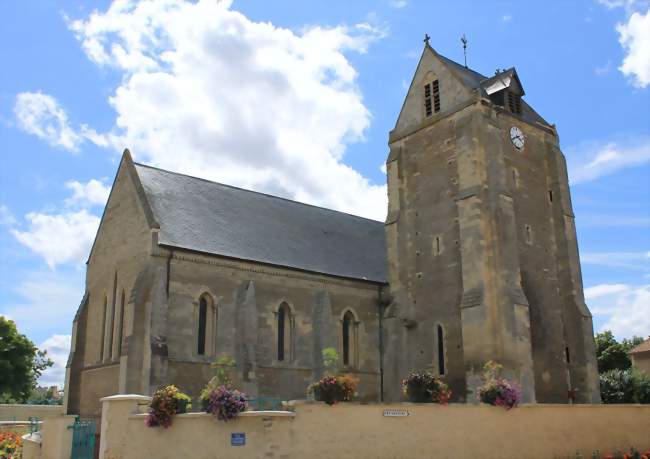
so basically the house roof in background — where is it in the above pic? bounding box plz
[629,338,650,354]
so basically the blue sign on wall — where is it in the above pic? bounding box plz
[231,432,246,446]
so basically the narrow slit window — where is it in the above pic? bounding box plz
[525,225,533,245]
[197,296,207,355]
[433,235,443,256]
[549,190,554,202]
[565,346,571,363]
[437,325,445,376]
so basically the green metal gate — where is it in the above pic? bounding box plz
[68,417,95,459]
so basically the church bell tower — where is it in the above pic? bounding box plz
[382,41,600,403]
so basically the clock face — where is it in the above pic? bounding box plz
[510,126,525,150]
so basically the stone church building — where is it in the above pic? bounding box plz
[64,43,600,420]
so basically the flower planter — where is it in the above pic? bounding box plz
[175,398,189,414]
[401,371,451,404]
[406,386,433,403]
[313,384,344,405]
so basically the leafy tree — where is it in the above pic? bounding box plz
[0,316,53,403]
[594,331,644,373]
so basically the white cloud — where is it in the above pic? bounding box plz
[38,334,72,387]
[598,0,650,13]
[65,179,111,207]
[1,270,82,338]
[585,283,630,299]
[598,1,650,88]
[502,14,512,22]
[14,92,109,152]
[577,214,650,228]
[11,210,100,268]
[594,60,612,75]
[581,251,650,270]
[587,283,650,339]
[390,0,408,8]
[66,0,388,220]
[380,163,387,174]
[14,92,83,151]
[566,137,650,184]
[0,204,17,226]
[616,9,650,88]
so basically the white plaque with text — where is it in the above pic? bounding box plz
[383,409,409,417]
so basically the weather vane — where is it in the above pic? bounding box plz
[423,33,430,46]
[461,34,468,68]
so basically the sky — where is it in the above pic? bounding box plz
[0,0,649,387]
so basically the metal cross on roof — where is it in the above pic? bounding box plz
[460,34,468,68]
[423,34,430,45]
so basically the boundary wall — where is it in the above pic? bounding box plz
[0,404,62,421]
[31,395,650,459]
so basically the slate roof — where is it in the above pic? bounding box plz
[134,163,388,283]
[436,51,549,126]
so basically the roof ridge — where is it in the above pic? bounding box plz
[133,162,385,225]
[436,52,487,80]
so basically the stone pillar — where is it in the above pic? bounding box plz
[99,395,152,459]
[311,291,336,380]
[146,260,170,394]
[64,294,88,415]
[123,268,151,394]
[235,280,258,397]
[37,414,77,459]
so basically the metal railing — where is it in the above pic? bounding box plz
[245,396,286,411]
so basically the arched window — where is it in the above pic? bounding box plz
[437,324,445,376]
[342,310,358,367]
[107,271,117,361]
[100,296,107,362]
[115,290,125,357]
[197,293,217,357]
[197,296,208,355]
[277,302,293,362]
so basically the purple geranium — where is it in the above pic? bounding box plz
[205,385,248,421]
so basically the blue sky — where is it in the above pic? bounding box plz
[1,0,648,386]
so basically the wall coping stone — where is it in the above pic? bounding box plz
[0,404,63,409]
[129,411,296,420]
[288,399,650,408]
[21,433,41,444]
[100,394,152,403]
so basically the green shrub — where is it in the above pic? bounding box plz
[631,370,650,404]
[200,355,236,408]
[599,368,650,404]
